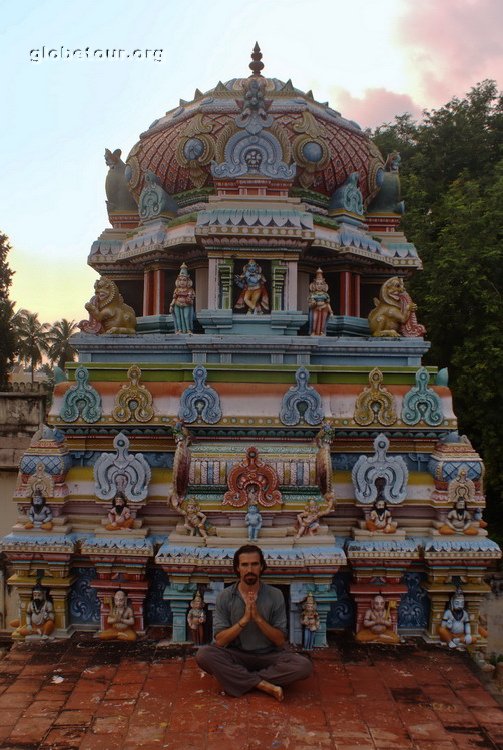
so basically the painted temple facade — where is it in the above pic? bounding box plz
[2,46,500,648]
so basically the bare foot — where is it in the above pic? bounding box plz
[257,680,284,702]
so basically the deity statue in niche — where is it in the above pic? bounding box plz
[181,499,208,538]
[244,486,263,540]
[308,269,333,336]
[365,478,397,534]
[439,492,479,536]
[24,489,53,531]
[186,591,206,645]
[105,491,134,531]
[295,495,335,539]
[11,582,55,639]
[438,589,474,649]
[355,594,399,644]
[234,259,269,315]
[300,593,320,650]
[169,263,196,334]
[98,589,137,641]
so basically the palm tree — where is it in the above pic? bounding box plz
[46,318,78,370]
[13,309,49,382]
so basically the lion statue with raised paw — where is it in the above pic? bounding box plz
[368,277,422,338]
[84,277,137,335]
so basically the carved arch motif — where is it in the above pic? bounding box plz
[401,367,443,426]
[60,366,102,423]
[353,368,397,426]
[223,447,282,508]
[352,433,408,505]
[93,432,151,503]
[280,367,324,426]
[179,366,222,424]
[112,365,154,423]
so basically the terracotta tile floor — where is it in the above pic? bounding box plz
[0,635,501,749]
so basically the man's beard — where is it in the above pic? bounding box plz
[243,573,258,585]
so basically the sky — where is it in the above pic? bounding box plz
[1,0,502,324]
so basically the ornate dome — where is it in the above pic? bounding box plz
[125,46,384,208]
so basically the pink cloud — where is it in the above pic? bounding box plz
[396,0,503,104]
[331,87,423,130]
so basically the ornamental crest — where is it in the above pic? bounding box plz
[280,367,323,426]
[179,366,222,424]
[223,446,282,507]
[93,432,151,503]
[60,366,102,423]
[352,433,408,505]
[448,467,476,505]
[354,368,397,426]
[138,170,177,220]
[24,463,54,498]
[112,365,154,423]
[175,114,215,189]
[401,367,443,426]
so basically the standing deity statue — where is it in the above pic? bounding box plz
[169,263,196,334]
[234,259,269,315]
[300,593,320,650]
[355,594,399,644]
[11,582,55,640]
[24,489,53,531]
[187,591,206,645]
[438,589,474,649]
[98,589,137,641]
[308,269,333,336]
[245,487,263,540]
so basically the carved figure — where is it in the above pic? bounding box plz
[181,499,208,538]
[105,491,134,531]
[169,264,196,334]
[295,496,334,539]
[245,491,263,540]
[171,422,192,507]
[24,489,53,530]
[355,595,399,644]
[187,591,206,645]
[104,148,137,213]
[365,480,397,534]
[234,260,269,315]
[98,589,137,641]
[11,583,55,639]
[439,495,479,535]
[84,277,136,335]
[438,589,474,649]
[308,269,333,336]
[300,593,320,650]
[368,277,424,338]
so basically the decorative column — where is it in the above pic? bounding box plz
[162,583,197,642]
[339,271,352,316]
[153,268,166,314]
[285,260,298,311]
[352,273,361,317]
[271,261,287,311]
[218,260,233,310]
[143,270,154,316]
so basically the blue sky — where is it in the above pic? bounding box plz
[1,0,501,323]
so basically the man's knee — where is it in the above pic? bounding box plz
[293,654,313,680]
[195,644,214,671]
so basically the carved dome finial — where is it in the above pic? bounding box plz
[249,42,264,76]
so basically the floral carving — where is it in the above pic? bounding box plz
[223,447,282,508]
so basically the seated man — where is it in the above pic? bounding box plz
[196,544,312,701]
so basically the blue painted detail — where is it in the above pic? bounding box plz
[405,453,431,472]
[327,573,355,629]
[183,138,205,160]
[1,533,76,549]
[329,172,364,215]
[145,567,172,626]
[211,130,296,181]
[401,367,443,426]
[423,538,501,553]
[352,433,409,504]
[398,572,429,629]
[156,543,346,563]
[60,366,102,423]
[331,454,359,471]
[93,432,151,503]
[69,567,100,625]
[436,368,449,386]
[83,535,154,551]
[279,367,323,426]
[139,170,178,220]
[20,452,72,477]
[179,366,222,424]
[427,457,483,483]
[346,539,419,554]
[302,141,324,163]
[71,451,173,469]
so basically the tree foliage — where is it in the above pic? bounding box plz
[46,318,78,370]
[13,309,49,382]
[372,80,503,528]
[0,232,17,390]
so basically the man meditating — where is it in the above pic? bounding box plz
[196,544,312,701]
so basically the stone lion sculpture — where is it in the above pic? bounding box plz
[84,277,137,335]
[368,277,424,338]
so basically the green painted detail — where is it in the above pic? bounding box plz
[65,362,438,385]
[290,187,330,207]
[312,214,340,230]
[167,212,197,228]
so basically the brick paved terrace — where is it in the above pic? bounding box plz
[0,635,501,749]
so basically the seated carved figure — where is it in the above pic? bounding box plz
[439,496,479,535]
[368,277,421,338]
[295,496,334,539]
[11,583,55,639]
[366,493,397,535]
[25,489,53,531]
[438,589,474,649]
[105,491,134,531]
[84,277,136,335]
[98,589,137,641]
[356,594,400,644]
[181,499,208,538]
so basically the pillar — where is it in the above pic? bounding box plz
[143,270,154,316]
[153,268,166,314]
[352,273,361,317]
[340,271,352,316]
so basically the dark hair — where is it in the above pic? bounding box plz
[233,544,267,576]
